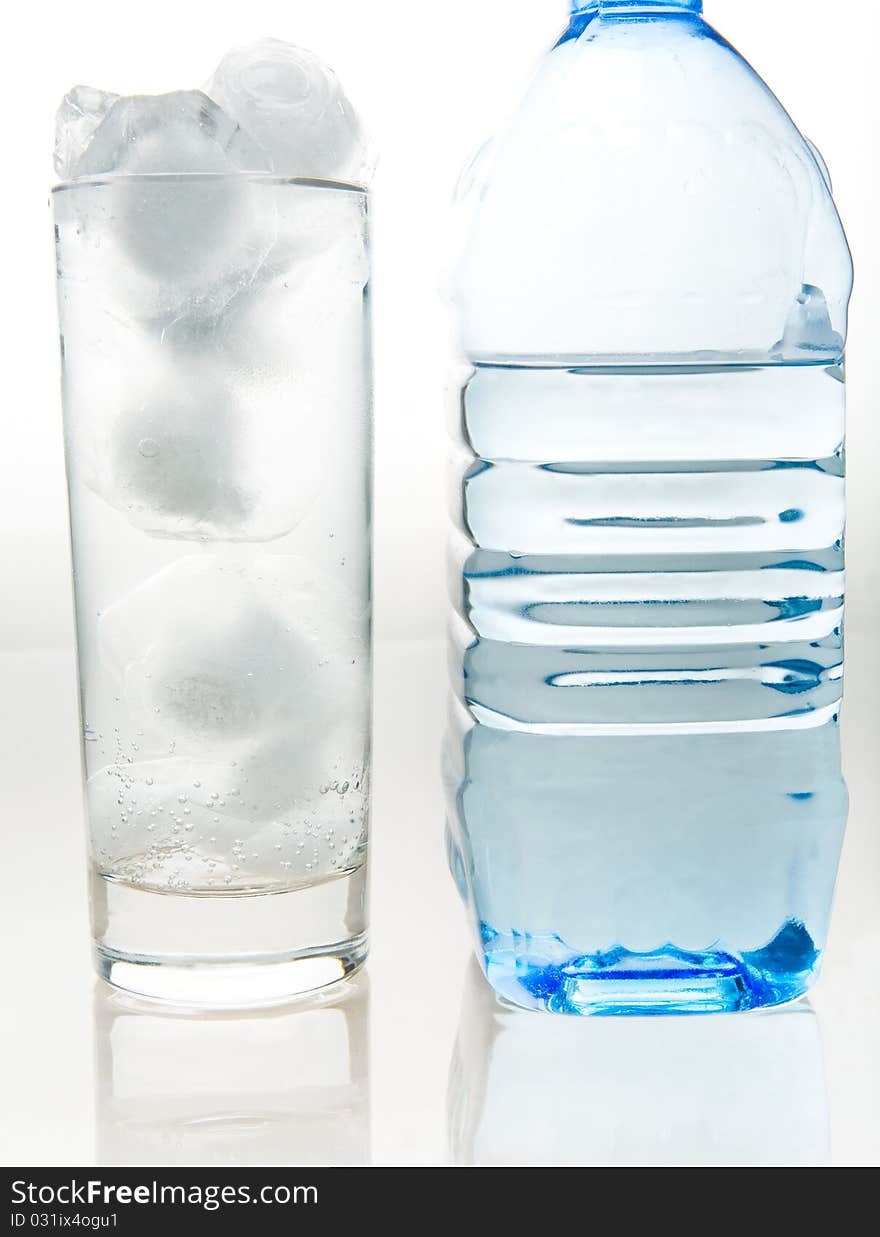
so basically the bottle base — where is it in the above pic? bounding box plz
[480,921,820,1016]
[90,865,368,1009]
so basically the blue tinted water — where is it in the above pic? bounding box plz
[445,360,848,1013]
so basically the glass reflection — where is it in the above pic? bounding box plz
[448,959,829,1167]
[95,975,370,1166]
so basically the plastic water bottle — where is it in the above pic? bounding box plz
[446,0,852,1015]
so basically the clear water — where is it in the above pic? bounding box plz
[445,358,848,1014]
[55,179,371,902]
[54,178,372,997]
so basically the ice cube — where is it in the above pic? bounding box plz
[205,39,375,185]
[87,750,367,891]
[60,316,255,540]
[54,85,119,181]
[74,89,267,177]
[102,558,318,749]
[99,555,367,755]
[64,170,276,324]
[92,555,369,890]
[232,182,369,276]
[58,284,340,542]
[56,90,275,321]
[87,756,238,884]
[110,360,250,539]
[245,741,369,882]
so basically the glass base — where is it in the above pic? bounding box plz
[91,865,367,1009]
[481,921,820,1015]
[96,940,367,1009]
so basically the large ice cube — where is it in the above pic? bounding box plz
[91,555,369,891]
[101,557,317,747]
[226,182,369,278]
[87,756,240,887]
[74,89,267,177]
[58,293,336,542]
[88,749,367,892]
[246,743,368,882]
[99,555,368,755]
[57,91,274,322]
[54,85,119,181]
[205,39,375,185]
[60,316,251,540]
[106,354,249,539]
[69,172,276,324]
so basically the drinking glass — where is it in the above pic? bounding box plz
[53,174,372,1006]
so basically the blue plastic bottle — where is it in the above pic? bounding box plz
[446,0,853,1014]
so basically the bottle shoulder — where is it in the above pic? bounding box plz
[489,16,829,195]
[453,16,852,360]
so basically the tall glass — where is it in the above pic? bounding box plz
[53,175,372,1006]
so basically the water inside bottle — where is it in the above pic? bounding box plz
[446,355,847,1013]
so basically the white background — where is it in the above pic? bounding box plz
[1,0,878,1167]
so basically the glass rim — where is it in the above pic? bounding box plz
[51,171,368,196]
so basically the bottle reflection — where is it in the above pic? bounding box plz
[95,975,370,1167]
[448,959,829,1167]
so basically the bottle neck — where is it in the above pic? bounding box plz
[570,1,703,14]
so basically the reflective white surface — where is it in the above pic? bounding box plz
[95,980,370,1167]
[449,960,830,1167]
[1,635,879,1167]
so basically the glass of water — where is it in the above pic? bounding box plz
[53,174,372,1006]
